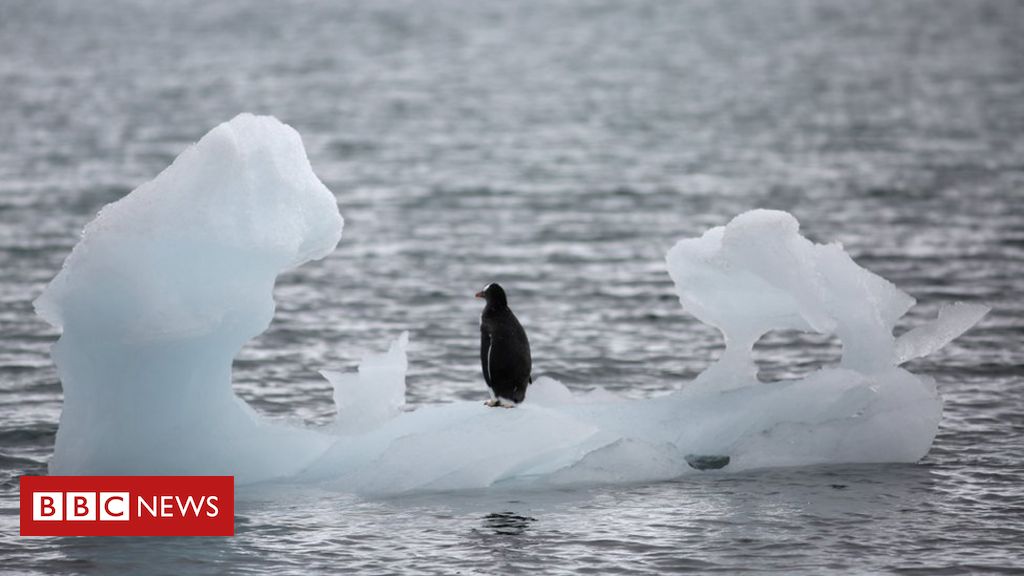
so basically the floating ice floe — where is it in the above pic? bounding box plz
[35,114,989,493]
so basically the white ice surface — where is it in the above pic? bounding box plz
[36,114,341,481]
[36,116,989,492]
[894,302,991,365]
[322,332,409,434]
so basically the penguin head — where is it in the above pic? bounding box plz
[475,282,508,307]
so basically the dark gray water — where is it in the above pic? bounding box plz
[2,0,1022,573]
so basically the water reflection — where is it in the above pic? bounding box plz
[480,512,536,536]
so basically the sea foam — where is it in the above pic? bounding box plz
[35,114,988,492]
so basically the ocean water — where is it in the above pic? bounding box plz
[1,0,1022,573]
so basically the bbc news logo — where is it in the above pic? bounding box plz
[20,476,234,536]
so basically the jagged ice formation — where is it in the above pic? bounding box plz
[35,114,989,493]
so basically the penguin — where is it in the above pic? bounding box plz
[476,283,532,407]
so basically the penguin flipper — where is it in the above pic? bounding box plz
[480,329,492,386]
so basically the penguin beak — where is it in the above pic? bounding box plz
[475,291,485,299]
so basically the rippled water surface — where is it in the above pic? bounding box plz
[1,0,1022,573]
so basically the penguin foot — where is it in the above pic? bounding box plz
[484,399,500,407]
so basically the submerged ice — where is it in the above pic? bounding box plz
[36,114,989,492]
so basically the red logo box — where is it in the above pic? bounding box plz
[20,476,234,536]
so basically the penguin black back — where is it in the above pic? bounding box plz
[476,283,532,405]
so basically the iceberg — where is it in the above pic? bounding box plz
[35,114,342,482]
[36,114,989,492]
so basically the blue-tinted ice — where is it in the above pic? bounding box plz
[35,115,988,493]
